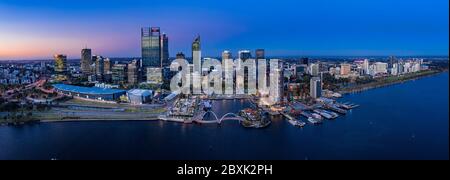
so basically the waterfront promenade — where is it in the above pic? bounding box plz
[338,70,444,94]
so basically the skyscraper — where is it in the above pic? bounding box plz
[93,55,104,76]
[340,63,351,75]
[92,55,104,81]
[310,77,321,99]
[389,56,397,68]
[161,33,169,67]
[192,36,201,73]
[112,64,127,85]
[269,60,284,103]
[104,58,111,74]
[363,59,370,75]
[255,49,265,60]
[141,27,161,68]
[374,62,388,74]
[54,54,67,73]
[128,60,140,85]
[309,63,319,76]
[222,50,232,60]
[238,50,252,61]
[103,58,112,83]
[81,48,92,75]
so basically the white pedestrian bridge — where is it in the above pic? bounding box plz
[193,111,244,124]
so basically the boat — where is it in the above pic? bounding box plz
[295,121,306,127]
[312,113,323,120]
[287,119,306,127]
[300,111,313,118]
[338,102,360,109]
[325,105,347,114]
[322,109,339,118]
[313,109,333,119]
[307,117,322,124]
[345,103,360,108]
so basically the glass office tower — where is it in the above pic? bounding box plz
[141,27,162,68]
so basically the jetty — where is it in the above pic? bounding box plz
[281,112,306,127]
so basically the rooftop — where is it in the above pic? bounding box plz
[128,89,152,96]
[53,84,126,95]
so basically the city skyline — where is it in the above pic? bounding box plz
[0,0,449,60]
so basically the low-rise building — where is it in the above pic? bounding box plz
[127,89,153,105]
[53,84,126,102]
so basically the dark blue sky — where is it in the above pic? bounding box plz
[0,0,448,59]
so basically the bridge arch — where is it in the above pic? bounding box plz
[199,111,244,124]
[201,111,219,122]
[219,113,242,123]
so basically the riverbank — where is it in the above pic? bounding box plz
[338,70,446,94]
[32,108,164,122]
[40,118,160,123]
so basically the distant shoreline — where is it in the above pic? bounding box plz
[338,70,447,95]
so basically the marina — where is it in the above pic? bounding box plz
[279,97,360,127]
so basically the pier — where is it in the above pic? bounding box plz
[281,112,306,127]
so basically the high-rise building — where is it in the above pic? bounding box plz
[269,60,284,103]
[398,63,404,74]
[127,60,140,85]
[310,77,321,99]
[340,63,351,75]
[176,52,186,59]
[254,49,265,91]
[236,50,254,95]
[363,59,370,75]
[104,58,111,74]
[391,63,399,76]
[161,33,169,67]
[93,55,104,77]
[374,62,388,74]
[255,49,265,60]
[141,27,161,68]
[81,48,92,75]
[309,63,319,76]
[389,56,397,68]
[112,64,127,85]
[190,36,202,94]
[54,54,67,73]
[103,58,112,83]
[192,36,201,73]
[295,64,307,76]
[238,50,252,61]
[222,50,232,60]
